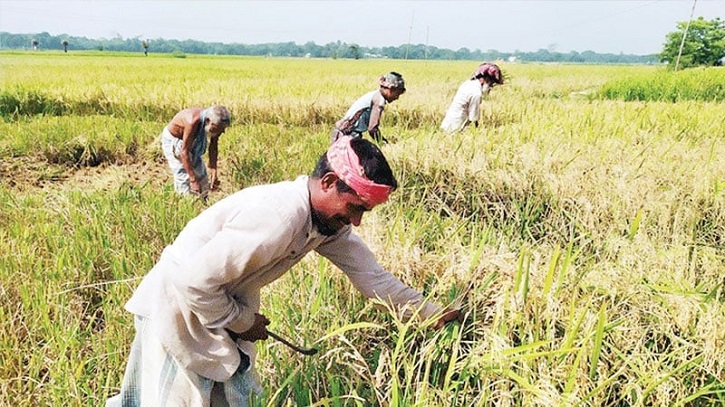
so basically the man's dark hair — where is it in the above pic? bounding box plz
[312,137,398,194]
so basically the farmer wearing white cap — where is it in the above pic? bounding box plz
[107,136,461,406]
[440,63,504,134]
[331,72,406,144]
[160,105,231,197]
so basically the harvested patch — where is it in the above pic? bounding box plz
[1,155,168,192]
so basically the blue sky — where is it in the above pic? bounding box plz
[0,0,722,55]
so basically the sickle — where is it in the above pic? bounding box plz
[267,330,319,356]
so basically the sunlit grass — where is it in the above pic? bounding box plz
[597,67,725,102]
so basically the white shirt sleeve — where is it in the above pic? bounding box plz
[316,228,441,320]
[468,90,483,123]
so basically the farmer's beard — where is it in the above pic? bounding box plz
[310,207,339,236]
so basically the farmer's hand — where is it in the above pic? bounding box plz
[211,177,221,191]
[209,169,220,191]
[190,179,202,195]
[231,313,270,342]
[433,308,463,330]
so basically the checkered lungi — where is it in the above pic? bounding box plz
[106,316,255,407]
[160,127,210,196]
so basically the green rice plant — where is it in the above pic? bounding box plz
[675,381,725,406]
[514,249,531,306]
[541,245,560,299]
[597,67,725,102]
[627,209,643,241]
[0,115,158,167]
[589,303,607,380]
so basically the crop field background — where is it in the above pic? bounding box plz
[0,51,723,406]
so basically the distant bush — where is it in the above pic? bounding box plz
[597,67,725,102]
[171,50,186,58]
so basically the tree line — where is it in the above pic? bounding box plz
[0,31,659,64]
[0,27,715,66]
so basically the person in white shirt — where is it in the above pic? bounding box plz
[440,63,504,134]
[331,72,406,144]
[107,136,461,406]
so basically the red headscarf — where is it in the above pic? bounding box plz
[326,136,392,206]
[472,63,503,84]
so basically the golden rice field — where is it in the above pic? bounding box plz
[0,51,723,406]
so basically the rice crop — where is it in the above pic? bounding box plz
[0,52,723,406]
[596,67,725,102]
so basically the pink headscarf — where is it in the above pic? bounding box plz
[326,136,393,206]
[472,63,503,84]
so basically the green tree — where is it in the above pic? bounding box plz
[660,17,725,69]
[349,44,360,60]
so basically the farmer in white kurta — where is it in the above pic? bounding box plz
[107,136,461,406]
[440,63,504,133]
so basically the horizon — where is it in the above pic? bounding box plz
[0,1,722,55]
[4,30,666,57]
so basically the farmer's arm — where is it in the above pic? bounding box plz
[179,112,202,193]
[459,119,472,133]
[367,93,385,139]
[466,92,483,131]
[208,134,220,190]
[317,229,459,328]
